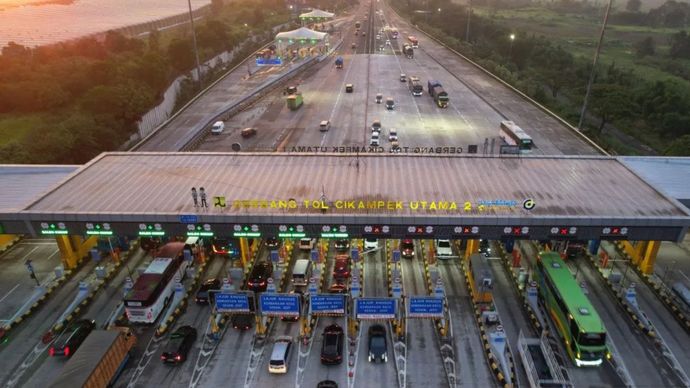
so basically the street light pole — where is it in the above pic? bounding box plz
[465,0,472,42]
[577,0,613,130]
[187,0,202,89]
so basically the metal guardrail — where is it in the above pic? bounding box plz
[385,3,609,156]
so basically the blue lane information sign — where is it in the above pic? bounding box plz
[260,294,300,317]
[407,296,444,318]
[392,250,401,263]
[351,249,359,262]
[215,293,250,313]
[179,215,198,224]
[310,294,346,315]
[355,298,396,320]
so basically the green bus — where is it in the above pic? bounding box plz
[534,251,608,367]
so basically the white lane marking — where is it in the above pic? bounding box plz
[0,283,21,304]
[20,247,40,263]
[44,249,60,262]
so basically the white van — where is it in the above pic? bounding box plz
[211,121,225,134]
[292,259,312,286]
[268,336,293,373]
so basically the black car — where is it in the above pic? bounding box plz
[231,314,254,331]
[161,325,197,364]
[49,319,96,357]
[320,324,344,365]
[334,239,350,252]
[247,261,273,292]
[212,238,238,258]
[479,239,491,257]
[400,239,415,259]
[265,237,280,250]
[317,380,338,388]
[368,324,388,363]
[195,278,220,304]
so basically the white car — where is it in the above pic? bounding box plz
[364,238,378,250]
[376,34,381,40]
[370,133,380,146]
[389,129,398,142]
[435,239,453,258]
[299,238,316,250]
[210,121,225,134]
[385,40,391,46]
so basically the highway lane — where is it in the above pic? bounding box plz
[21,248,148,388]
[485,254,533,388]
[382,2,601,156]
[0,258,99,387]
[515,240,625,387]
[402,242,447,387]
[300,246,348,388]
[0,238,61,321]
[435,258,496,388]
[600,241,690,379]
[354,243,398,387]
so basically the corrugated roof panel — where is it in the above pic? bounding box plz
[16,153,689,219]
[0,165,78,212]
[621,157,690,207]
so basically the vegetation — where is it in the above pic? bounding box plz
[394,0,690,155]
[0,0,290,164]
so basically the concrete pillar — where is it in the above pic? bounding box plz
[464,239,479,261]
[239,238,250,266]
[639,240,661,275]
[55,235,80,269]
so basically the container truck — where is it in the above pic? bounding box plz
[50,327,136,388]
[427,80,449,108]
[287,93,303,110]
[335,56,343,69]
[403,44,414,59]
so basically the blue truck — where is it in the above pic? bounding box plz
[335,57,344,69]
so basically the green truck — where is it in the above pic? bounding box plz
[287,93,303,111]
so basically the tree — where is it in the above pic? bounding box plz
[669,30,690,59]
[589,84,632,132]
[626,0,641,12]
[634,36,655,57]
[148,29,161,52]
[664,134,690,155]
[167,38,195,72]
[1,42,30,59]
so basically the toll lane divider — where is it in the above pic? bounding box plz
[54,243,139,332]
[0,235,22,255]
[309,244,329,331]
[613,242,690,335]
[156,255,210,337]
[2,245,95,337]
[584,252,656,338]
[496,243,542,333]
[385,3,608,156]
[460,261,514,388]
[423,241,444,335]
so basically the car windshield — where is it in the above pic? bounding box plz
[438,240,450,248]
[366,238,377,243]
[371,337,385,349]
[402,241,414,249]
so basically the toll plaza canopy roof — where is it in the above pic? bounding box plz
[0,165,78,212]
[2,152,689,241]
[299,9,335,19]
[621,157,690,209]
[275,27,328,42]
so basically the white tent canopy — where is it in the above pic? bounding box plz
[275,27,328,41]
[299,9,335,19]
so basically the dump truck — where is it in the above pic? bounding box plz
[403,44,414,59]
[50,327,136,388]
[335,56,344,69]
[287,93,303,110]
[428,80,449,108]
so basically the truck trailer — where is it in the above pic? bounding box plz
[50,328,136,388]
[428,80,449,108]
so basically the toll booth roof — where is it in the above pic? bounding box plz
[15,152,689,221]
[0,165,79,212]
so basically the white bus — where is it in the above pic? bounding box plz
[499,121,533,153]
[124,242,190,323]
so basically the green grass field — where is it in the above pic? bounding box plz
[0,114,44,147]
[475,5,690,88]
